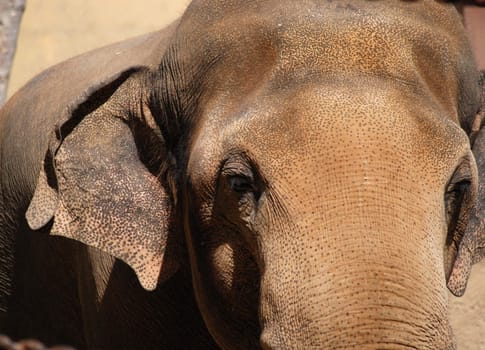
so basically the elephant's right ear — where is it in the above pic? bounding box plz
[26,68,180,291]
[447,72,485,296]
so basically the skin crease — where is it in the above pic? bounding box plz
[0,1,484,350]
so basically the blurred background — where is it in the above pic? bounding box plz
[5,1,485,349]
[7,0,189,97]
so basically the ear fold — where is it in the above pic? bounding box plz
[26,70,179,291]
[447,73,485,296]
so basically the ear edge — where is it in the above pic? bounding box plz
[26,67,144,231]
[25,67,179,291]
[26,156,59,230]
[447,247,473,297]
[52,67,145,151]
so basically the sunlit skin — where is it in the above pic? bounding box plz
[0,1,483,349]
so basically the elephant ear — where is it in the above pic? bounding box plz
[447,72,485,296]
[26,69,179,291]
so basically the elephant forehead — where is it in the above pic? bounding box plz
[179,0,468,108]
[185,0,473,190]
[202,77,470,188]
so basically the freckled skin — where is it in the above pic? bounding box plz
[0,1,484,349]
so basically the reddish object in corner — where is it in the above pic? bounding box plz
[463,5,485,70]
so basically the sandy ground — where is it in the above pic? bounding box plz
[5,1,485,348]
[451,262,485,349]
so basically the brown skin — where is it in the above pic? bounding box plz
[0,1,484,349]
[0,24,218,350]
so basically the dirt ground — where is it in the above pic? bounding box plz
[6,1,485,349]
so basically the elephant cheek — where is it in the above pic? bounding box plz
[205,240,261,322]
[184,216,261,348]
[208,243,236,302]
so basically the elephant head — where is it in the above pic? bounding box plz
[24,0,484,348]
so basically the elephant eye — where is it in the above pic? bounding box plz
[228,175,255,193]
[221,156,264,200]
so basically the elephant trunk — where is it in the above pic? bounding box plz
[257,224,455,349]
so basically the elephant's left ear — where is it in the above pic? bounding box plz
[26,70,179,291]
[447,73,485,296]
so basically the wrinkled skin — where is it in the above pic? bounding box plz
[1,1,484,349]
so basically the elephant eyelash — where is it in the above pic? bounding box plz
[221,157,261,194]
[227,175,256,193]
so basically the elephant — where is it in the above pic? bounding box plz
[0,0,484,349]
